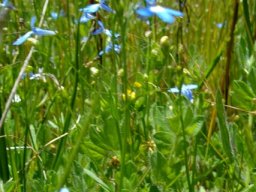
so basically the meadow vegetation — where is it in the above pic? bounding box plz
[1,0,256,191]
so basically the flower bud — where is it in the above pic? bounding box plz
[160,35,169,46]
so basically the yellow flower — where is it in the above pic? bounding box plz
[134,81,142,88]
[122,89,136,101]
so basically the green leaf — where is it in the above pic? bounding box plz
[150,151,171,184]
[232,80,255,110]
[81,141,108,161]
[216,90,233,161]
[83,168,112,192]
[185,116,204,136]
[153,131,173,145]
[248,67,256,94]
[0,104,9,182]
[242,0,253,53]
[153,131,174,154]
[199,51,223,89]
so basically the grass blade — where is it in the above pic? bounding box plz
[83,168,112,192]
[0,104,9,182]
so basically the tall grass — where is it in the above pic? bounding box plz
[1,0,256,191]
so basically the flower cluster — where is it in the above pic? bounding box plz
[79,0,120,56]
[11,0,184,51]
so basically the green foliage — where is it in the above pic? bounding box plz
[216,90,233,161]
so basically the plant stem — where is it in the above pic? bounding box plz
[179,100,193,192]
[52,18,80,170]
[222,0,239,104]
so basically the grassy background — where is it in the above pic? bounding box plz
[1,0,256,191]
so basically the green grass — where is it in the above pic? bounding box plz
[1,0,256,191]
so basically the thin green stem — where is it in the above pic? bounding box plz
[120,18,129,191]
[179,101,193,192]
[0,102,9,182]
[52,17,80,171]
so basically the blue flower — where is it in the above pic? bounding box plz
[216,21,226,29]
[136,0,183,24]
[21,68,44,80]
[0,0,7,6]
[59,188,69,192]
[99,42,121,56]
[50,10,64,20]
[0,0,13,8]
[91,20,105,35]
[79,12,95,23]
[80,0,113,14]
[168,84,198,102]
[0,0,14,9]
[92,20,120,38]
[13,16,56,45]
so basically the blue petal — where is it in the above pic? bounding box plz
[216,23,223,28]
[0,0,8,6]
[168,87,179,93]
[104,44,113,53]
[51,10,64,20]
[136,7,154,18]
[113,44,121,53]
[149,6,183,24]
[168,84,197,102]
[80,4,100,13]
[92,20,104,35]
[60,188,70,192]
[100,2,113,12]
[33,28,56,36]
[181,89,193,101]
[182,84,198,90]
[146,0,156,6]
[164,7,183,17]
[152,7,175,24]
[97,20,104,29]
[156,12,175,23]
[92,27,103,35]
[99,43,121,56]
[51,12,59,20]
[30,16,37,28]
[13,31,34,45]
[1,0,14,9]
[99,50,104,56]
[104,29,112,37]
[3,0,8,6]
[216,22,225,29]
[104,29,120,38]
[79,13,95,23]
